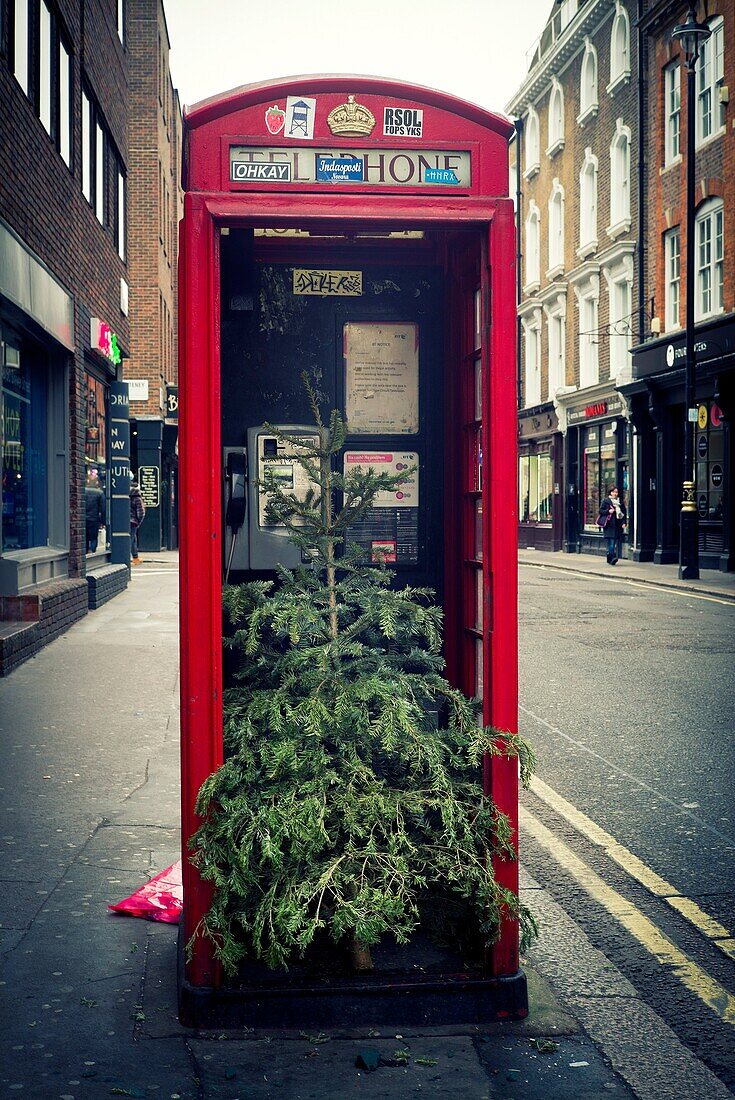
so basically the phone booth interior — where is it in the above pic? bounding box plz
[179,77,521,1023]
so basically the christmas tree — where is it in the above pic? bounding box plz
[190,376,535,975]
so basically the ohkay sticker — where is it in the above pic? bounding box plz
[285,96,316,139]
[265,104,286,135]
[383,107,424,138]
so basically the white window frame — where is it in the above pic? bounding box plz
[664,61,681,165]
[547,179,565,277]
[542,290,567,399]
[695,199,724,321]
[664,228,681,332]
[82,91,92,202]
[521,307,543,409]
[13,0,29,95]
[696,17,725,147]
[571,267,600,389]
[117,170,126,262]
[607,1,631,95]
[524,201,541,292]
[602,244,635,382]
[524,106,540,179]
[608,119,631,238]
[39,0,52,134]
[547,79,565,156]
[95,121,105,224]
[59,38,71,167]
[117,0,125,46]
[578,149,598,258]
[578,38,599,125]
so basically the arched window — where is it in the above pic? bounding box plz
[695,198,724,320]
[524,107,540,177]
[547,79,564,155]
[521,310,542,408]
[548,179,565,272]
[525,202,541,289]
[579,149,598,255]
[609,120,631,233]
[608,2,630,93]
[579,39,598,123]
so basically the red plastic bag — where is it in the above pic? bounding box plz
[108,860,183,923]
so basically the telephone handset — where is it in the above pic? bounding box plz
[224,450,247,582]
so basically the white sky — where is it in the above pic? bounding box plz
[164,0,553,117]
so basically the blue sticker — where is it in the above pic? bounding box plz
[316,155,365,183]
[423,167,459,185]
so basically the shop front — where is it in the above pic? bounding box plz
[559,391,630,557]
[517,407,562,551]
[626,315,734,572]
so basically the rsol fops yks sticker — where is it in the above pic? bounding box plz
[383,107,423,138]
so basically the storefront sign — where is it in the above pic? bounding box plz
[567,395,624,425]
[90,318,121,366]
[698,494,708,518]
[166,385,179,420]
[698,435,708,458]
[126,379,149,401]
[383,107,423,137]
[293,269,362,296]
[139,464,160,509]
[230,146,471,187]
[711,464,723,488]
[344,322,419,434]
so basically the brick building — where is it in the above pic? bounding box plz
[0,0,132,673]
[625,0,733,572]
[509,0,640,559]
[125,0,181,554]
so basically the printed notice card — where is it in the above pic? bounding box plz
[344,322,419,434]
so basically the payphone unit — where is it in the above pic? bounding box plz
[223,425,320,576]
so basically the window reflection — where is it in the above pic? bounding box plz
[85,372,109,553]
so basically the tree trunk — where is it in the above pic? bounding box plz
[349,933,374,971]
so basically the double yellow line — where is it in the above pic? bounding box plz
[522,776,735,1025]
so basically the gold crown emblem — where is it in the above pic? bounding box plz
[327,95,376,137]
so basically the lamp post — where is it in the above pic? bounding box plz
[672,6,710,580]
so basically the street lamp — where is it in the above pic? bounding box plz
[671,6,710,580]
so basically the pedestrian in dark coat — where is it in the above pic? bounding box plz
[597,486,627,564]
[130,479,146,564]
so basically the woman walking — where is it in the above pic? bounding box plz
[598,486,627,564]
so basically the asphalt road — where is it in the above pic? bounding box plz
[518,563,735,1094]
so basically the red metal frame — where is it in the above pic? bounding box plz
[179,78,518,990]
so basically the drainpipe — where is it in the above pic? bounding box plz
[637,0,646,345]
[514,118,524,412]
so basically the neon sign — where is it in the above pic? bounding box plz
[90,318,122,366]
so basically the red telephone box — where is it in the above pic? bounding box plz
[179,76,521,1022]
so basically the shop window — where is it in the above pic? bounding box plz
[695,199,724,320]
[664,228,680,331]
[695,401,725,524]
[664,61,681,164]
[696,17,724,146]
[583,423,617,529]
[2,340,49,551]
[519,452,553,524]
[84,372,109,554]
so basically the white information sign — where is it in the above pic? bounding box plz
[344,322,419,435]
[343,451,419,507]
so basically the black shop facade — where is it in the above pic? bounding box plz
[624,314,734,573]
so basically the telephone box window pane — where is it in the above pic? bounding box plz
[474,357,482,420]
[474,289,481,350]
[2,345,49,551]
[475,569,483,629]
[475,500,483,559]
[475,639,484,703]
[475,427,482,490]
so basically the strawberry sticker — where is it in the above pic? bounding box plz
[265,104,285,135]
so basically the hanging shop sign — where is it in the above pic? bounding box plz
[166,385,179,420]
[126,379,149,401]
[230,146,471,187]
[90,317,122,366]
[293,269,362,296]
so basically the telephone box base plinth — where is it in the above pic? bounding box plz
[178,928,528,1028]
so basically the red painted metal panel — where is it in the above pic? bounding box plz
[200,193,499,226]
[484,202,520,977]
[179,193,223,988]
